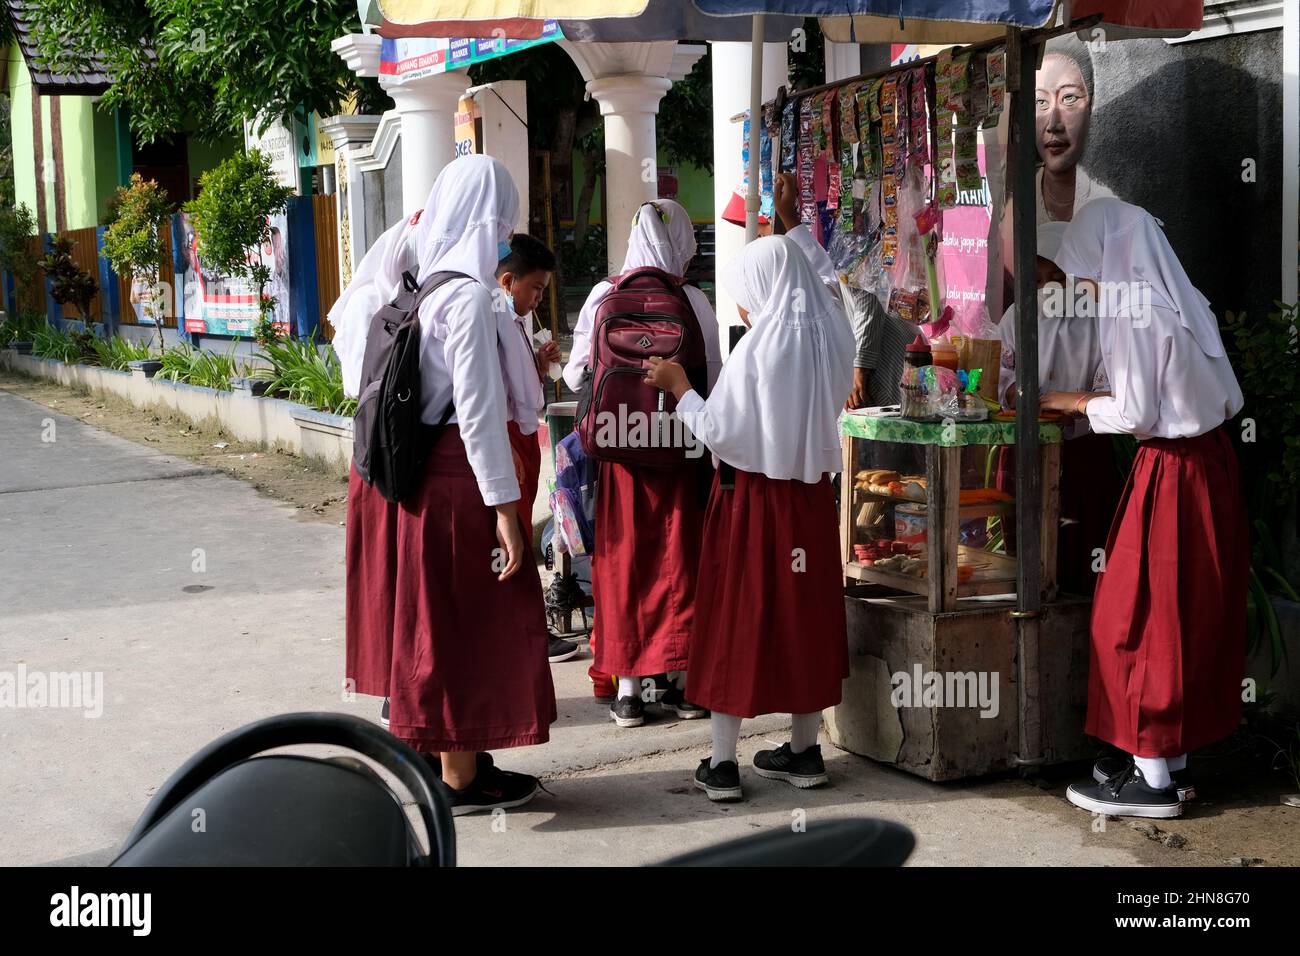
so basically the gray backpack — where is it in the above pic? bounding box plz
[352,270,469,503]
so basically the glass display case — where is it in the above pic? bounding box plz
[839,412,1063,613]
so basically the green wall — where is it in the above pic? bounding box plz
[187,135,240,181]
[8,50,37,221]
[569,146,715,226]
[92,106,121,223]
[58,95,98,230]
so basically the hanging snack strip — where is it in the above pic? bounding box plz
[854,82,879,236]
[797,96,817,235]
[879,75,900,266]
[984,47,1007,126]
[837,84,859,232]
[780,97,798,173]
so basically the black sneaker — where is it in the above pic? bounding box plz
[609,694,646,728]
[380,697,390,728]
[548,636,581,663]
[694,758,743,802]
[753,743,830,788]
[1093,756,1196,801]
[446,764,541,817]
[659,684,708,719]
[1067,764,1183,819]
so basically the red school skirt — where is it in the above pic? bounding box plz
[591,459,709,677]
[1086,427,1248,758]
[344,466,398,699]
[386,426,556,752]
[507,420,542,548]
[686,469,849,718]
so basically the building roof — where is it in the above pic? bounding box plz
[5,0,114,95]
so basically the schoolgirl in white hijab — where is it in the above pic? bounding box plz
[347,155,556,817]
[1041,198,1248,821]
[562,197,720,730]
[645,235,854,802]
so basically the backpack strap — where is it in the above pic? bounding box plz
[401,269,474,311]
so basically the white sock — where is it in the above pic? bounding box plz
[667,670,686,690]
[1134,755,1171,789]
[791,713,822,754]
[1167,753,1188,773]
[617,676,637,700]
[710,712,742,768]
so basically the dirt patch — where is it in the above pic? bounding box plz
[0,369,349,525]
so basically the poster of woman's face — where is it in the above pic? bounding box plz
[1035,52,1092,176]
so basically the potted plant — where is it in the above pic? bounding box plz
[1,310,43,354]
[102,174,173,377]
[231,357,270,397]
[183,149,294,349]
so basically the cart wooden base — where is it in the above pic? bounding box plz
[824,587,1094,781]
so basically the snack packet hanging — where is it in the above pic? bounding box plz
[908,67,928,168]
[781,98,798,171]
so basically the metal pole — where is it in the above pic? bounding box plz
[745,14,765,243]
[1009,26,1044,769]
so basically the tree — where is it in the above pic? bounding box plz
[183,149,294,347]
[102,174,173,352]
[0,203,40,310]
[27,0,389,144]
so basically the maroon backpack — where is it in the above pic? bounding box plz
[575,266,708,468]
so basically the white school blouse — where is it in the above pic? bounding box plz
[1084,303,1243,441]
[417,278,520,507]
[562,282,722,394]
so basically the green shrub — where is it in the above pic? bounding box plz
[102,174,173,353]
[158,342,237,391]
[89,335,152,371]
[32,324,78,362]
[256,336,353,415]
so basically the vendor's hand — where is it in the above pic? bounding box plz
[1040,390,1090,415]
[537,340,561,367]
[846,368,869,410]
[644,356,690,399]
[774,172,800,231]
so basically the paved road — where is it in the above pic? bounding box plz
[0,387,1182,867]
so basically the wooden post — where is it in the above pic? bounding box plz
[925,444,959,612]
[1039,441,1061,603]
[841,433,855,584]
[1009,26,1045,768]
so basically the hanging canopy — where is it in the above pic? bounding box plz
[373,0,1201,41]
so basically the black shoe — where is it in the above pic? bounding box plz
[753,743,830,788]
[659,684,708,719]
[446,764,541,817]
[380,697,390,728]
[1067,764,1183,819]
[609,694,646,728]
[548,636,581,663]
[694,758,743,802]
[1092,756,1196,801]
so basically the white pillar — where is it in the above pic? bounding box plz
[560,41,707,275]
[332,33,469,217]
[387,72,470,215]
[587,74,673,273]
[711,41,788,336]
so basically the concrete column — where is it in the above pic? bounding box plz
[711,41,788,337]
[332,33,469,217]
[561,41,707,275]
[386,72,470,215]
[587,74,672,273]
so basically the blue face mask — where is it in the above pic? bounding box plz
[497,240,513,260]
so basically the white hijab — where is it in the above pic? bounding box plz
[685,235,854,483]
[329,211,421,398]
[416,155,519,289]
[1053,197,1227,359]
[412,156,541,432]
[621,198,696,275]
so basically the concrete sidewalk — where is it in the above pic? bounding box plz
[0,387,1204,867]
